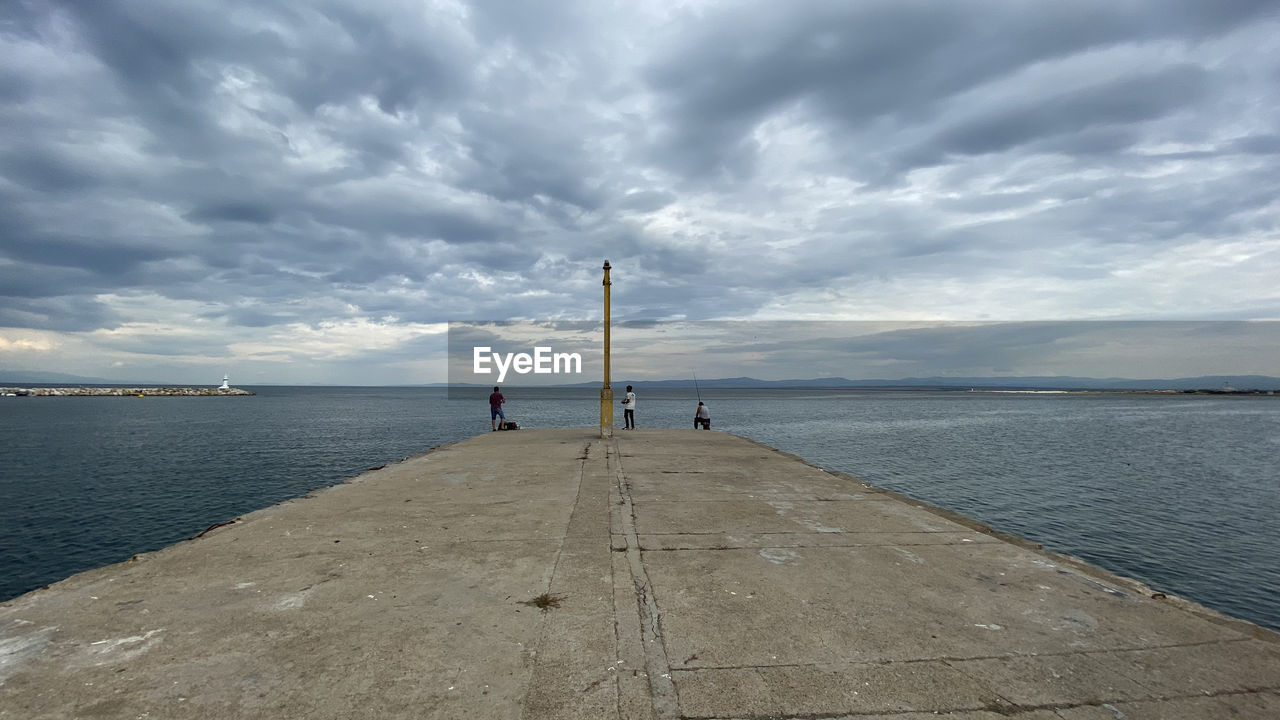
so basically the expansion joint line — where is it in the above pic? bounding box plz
[610,439,680,720]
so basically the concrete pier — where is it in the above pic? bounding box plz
[2,429,1277,718]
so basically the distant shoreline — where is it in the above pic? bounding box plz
[1,387,254,397]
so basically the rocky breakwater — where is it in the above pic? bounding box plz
[0,387,254,397]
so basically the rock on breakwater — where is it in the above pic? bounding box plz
[0,387,254,397]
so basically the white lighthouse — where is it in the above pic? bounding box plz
[218,374,230,390]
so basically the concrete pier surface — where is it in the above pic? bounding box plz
[2,429,1277,719]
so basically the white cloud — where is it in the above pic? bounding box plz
[0,331,59,353]
[228,318,446,361]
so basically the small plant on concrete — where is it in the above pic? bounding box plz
[519,592,567,612]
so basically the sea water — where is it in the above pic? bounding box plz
[1,386,1277,632]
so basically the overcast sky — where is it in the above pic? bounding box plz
[2,1,1278,384]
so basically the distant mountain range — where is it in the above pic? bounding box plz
[562,375,1280,390]
[0,370,126,384]
[449,374,1280,390]
[6,369,1278,391]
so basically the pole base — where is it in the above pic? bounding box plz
[600,387,614,438]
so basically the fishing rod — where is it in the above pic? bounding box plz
[692,370,702,402]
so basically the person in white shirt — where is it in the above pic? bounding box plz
[622,385,637,429]
[694,401,710,430]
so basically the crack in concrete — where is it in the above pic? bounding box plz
[517,441,591,717]
[608,533,629,718]
[611,440,681,720]
[671,637,1274,670]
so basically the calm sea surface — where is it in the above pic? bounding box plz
[2,387,1277,631]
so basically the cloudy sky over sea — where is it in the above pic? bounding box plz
[2,1,1278,384]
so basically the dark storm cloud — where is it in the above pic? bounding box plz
[2,230,172,276]
[186,202,279,225]
[0,71,33,103]
[643,0,1274,182]
[284,4,467,115]
[0,296,117,332]
[455,113,607,211]
[921,66,1211,160]
[0,262,105,300]
[61,0,466,123]
[0,146,104,194]
[1231,134,1280,155]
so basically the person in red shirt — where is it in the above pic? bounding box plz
[489,386,506,431]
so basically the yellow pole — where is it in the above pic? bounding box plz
[600,260,613,438]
